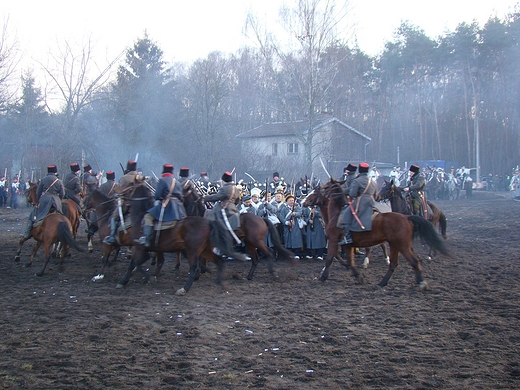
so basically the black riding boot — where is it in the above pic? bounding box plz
[103,217,118,245]
[21,219,33,239]
[341,229,353,245]
[135,225,154,247]
[85,223,98,235]
[221,232,249,262]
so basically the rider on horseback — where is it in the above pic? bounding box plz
[63,163,82,212]
[135,164,187,247]
[402,164,427,216]
[203,171,249,261]
[22,165,64,239]
[337,162,378,244]
[103,160,144,245]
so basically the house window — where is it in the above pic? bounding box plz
[272,143,278,156]
[288,143,299,154]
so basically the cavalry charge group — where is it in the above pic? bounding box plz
[18,160,431,263]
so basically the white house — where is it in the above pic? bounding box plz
[236,116,371,179]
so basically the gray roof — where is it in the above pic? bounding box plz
[236,117,371,141]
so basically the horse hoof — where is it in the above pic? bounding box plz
[14,256,20,263]
[115,283,125,289]
[91,274,104,281]
[419,281,430,290]
[175,288,186,296]
[24,263,32,268]
[36,272,43,277]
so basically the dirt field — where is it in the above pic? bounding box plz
[0,191,519,389]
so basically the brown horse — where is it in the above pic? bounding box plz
[378,179,447,259]
[302,189,389,269]
[83,188,128,279]
[305,179,449,289]
[182,187,295,281]
[26,181,81,239]
[14,213,84,276]
[125,184,295,294]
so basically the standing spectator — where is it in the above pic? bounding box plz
[279,194,303,259]
[302,205,327,260]
[10,176,22,209]
[0,175,7,207]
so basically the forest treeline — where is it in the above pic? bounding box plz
[0,2,519,180]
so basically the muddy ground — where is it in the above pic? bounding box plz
[0,191,519,389]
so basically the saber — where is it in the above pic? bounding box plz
[319,157,332,179]
[349,202,365,230]
[134,153,139,163]
[151,170,159,181]
[244,172,256,182]
[154,201,167,246]
[117,197,127,234]
[221,208,241,244]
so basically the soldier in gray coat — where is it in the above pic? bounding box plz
[22,165,64,238]
[337,162,377,244]
[203,171,248,261]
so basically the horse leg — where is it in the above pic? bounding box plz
[378,246,400,288]
[175,252,182,269]
[380,243,390,265]
[154,252,166,279]
[319,239,338,281]
[401,247,427,289]
[25,241,42,268]
[36,243,53,276]
[175,253,201,296]
[116,252,139,288]
[362,247,371,269]
[14,237,29,262]
[342,245,363,283]
[87,233,94,253]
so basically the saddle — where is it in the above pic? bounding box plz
[153,220,178,231]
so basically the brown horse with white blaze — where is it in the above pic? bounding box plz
[306,179,449,289]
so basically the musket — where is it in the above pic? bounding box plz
[119,162,125,174]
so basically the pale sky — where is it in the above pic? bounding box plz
[3,0,519,74]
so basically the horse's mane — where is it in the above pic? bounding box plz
[324,181,346,210]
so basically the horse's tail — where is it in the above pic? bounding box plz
[438,211,447,239]
[58,221,84,252]
[408,215,449,256]
[264,218,294,260]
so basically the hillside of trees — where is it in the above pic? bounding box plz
[0,2,519,181]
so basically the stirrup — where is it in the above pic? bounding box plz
[134,236,146,245]
[103,236,116,245]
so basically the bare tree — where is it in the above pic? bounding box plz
[41,37,122,165]
[0,17,21,111]
[246,0,353,173]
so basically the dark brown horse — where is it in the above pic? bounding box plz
[302,188,389,269]
[378,179,447,259]
[304,179,449,289]
[182,188,295,281]
[83,188,127,279]
[14,213,84,276]
[125,184,295,294]
[26,181,81,239]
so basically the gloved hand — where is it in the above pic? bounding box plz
[154,200,161,207]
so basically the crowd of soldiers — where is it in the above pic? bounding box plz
[16,159,432,262]
[0,173,29,209]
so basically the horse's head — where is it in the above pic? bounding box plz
[26,181,38,206]
[378,179,395,200]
